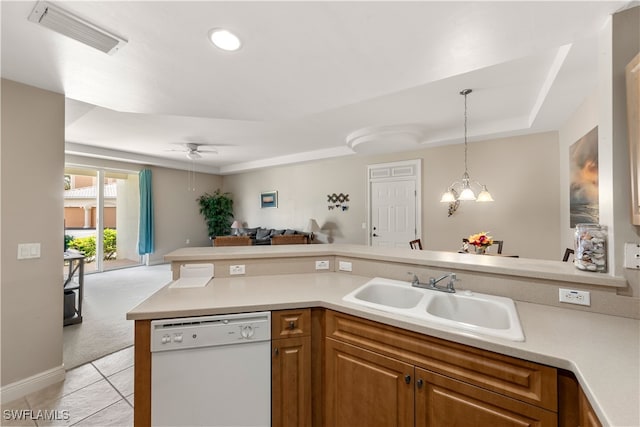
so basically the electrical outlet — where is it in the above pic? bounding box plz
[559,288,591,306]
[624,243,640,269]
[338,261,353,272]
[230,264,246,275]
[315,260,330,270]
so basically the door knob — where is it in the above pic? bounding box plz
[404,375,411,384]
[372,233,379,237]
[416,379,424,389]
[288,321,296,330]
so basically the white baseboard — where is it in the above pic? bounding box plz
[0,365,65,404]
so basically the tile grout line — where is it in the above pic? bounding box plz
[91,362,134,409]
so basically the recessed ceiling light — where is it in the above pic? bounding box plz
[208,28,241,52]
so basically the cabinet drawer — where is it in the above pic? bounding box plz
[326,310,557,412]
[272,309,311,338]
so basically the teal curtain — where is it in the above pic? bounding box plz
[138,169,154,255]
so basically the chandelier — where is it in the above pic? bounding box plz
[440,89,493,214]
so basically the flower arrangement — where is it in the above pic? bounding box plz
[468,231,493,248]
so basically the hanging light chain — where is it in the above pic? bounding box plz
[461,89,471,176]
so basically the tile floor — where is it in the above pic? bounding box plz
[2,346,134,427]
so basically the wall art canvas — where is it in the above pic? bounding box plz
[569,126,599,227]
[260,191,278,208]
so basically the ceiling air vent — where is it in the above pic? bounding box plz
[28,1,127,55]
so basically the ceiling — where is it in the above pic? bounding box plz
[1,1,632,174]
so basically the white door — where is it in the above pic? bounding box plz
[371,180,417,247]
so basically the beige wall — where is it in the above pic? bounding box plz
[1,79,65,385]
[147,166,223,265]
[223,132,561,260]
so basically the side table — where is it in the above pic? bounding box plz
[63,251,85,326]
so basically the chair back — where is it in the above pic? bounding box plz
[409,239,422,250]
[562,248,574,262]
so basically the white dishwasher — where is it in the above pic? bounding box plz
[151,311,271,427]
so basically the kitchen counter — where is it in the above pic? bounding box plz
[128,272,640,427]
[164,244,628,288]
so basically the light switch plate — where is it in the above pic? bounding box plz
[17,243,40,260]
[624,243,640,269]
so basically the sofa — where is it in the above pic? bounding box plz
[236,227,310,245]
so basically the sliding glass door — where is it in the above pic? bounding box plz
[64,167,141,272]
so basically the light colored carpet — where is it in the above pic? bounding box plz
[63,264,171,369]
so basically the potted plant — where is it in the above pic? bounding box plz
[197,190,234,238]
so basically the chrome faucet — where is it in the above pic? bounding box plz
[408,272,458,293]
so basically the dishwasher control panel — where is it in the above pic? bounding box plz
[150,311,271,352]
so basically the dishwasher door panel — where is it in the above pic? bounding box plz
[152,340,271,427]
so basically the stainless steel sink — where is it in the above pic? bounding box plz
[342,277,525,341]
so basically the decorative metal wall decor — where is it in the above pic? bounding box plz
[327,193,349,211]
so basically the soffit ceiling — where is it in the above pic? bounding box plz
[0,1,631,174]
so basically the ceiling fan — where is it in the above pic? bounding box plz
[169,143,218,160]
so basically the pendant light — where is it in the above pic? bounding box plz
[440,89,494,213]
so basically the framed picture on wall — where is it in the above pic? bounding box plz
[569,126,599,228]
[261,191,278,208]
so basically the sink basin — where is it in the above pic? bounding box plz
[425,293,511,329]
[423,291,524,341]
[343,278,425,310]
[343,277,525,341]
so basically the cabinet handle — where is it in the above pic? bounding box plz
[404,375,411,384]
[416,379,424,389]
[288,321,296,330]
[274,347,279,356]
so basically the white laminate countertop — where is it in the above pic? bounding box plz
[164,244,628,288]
[127,272,639,427]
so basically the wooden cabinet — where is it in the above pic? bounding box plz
[558,370,602,427]
[325,338,414,427]
[272,309,312,427]
[325,310,558,427]
[415,368,556,427]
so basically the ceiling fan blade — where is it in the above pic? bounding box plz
[186,151,201,160]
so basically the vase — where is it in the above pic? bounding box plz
[475,246,486,255]
[574,224,607,272]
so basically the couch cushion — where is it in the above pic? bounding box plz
[284,229,297,235]
[256,228,272,240]
[271,229,285,237]
[239,227,259,237]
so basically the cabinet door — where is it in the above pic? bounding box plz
[578,387,602,427]
[325,338,414,427]
[272,336,311,427]
[415,368,557,427]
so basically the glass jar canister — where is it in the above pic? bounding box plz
[574,224,607,272]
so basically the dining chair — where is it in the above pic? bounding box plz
[492,240,504,255]
[562,248,574,262]
[409,239,422,250]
